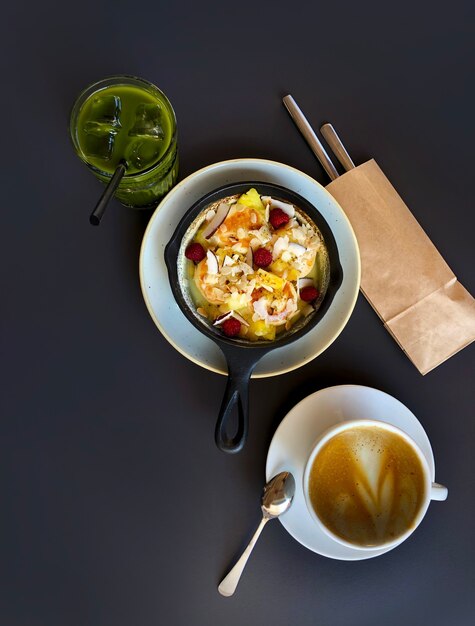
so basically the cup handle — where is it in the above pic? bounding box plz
[430,482,448,501]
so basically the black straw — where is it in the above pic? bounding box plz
[89,162,127,226]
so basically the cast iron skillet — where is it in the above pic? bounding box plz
[165,182,343,454]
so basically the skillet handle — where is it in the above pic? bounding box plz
[215,359,256,454]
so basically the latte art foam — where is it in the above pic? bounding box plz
[309,426,426,547]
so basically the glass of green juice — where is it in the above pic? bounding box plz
[70,75,178,208]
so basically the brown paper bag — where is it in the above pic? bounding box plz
[326,159,475,374]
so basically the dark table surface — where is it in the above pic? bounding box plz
[2,1,474,625]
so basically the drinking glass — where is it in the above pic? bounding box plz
[70,75,178,208]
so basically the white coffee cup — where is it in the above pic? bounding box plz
[303,419,448,551]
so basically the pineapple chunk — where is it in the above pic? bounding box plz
[227,292,250,310]
[269,260,299,282]
[237,188,264,212]
[270,258,284,273]
[286,268,300,282]
[248,319,276,341]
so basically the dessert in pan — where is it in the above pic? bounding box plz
[165,182,343,453]
[184,187,329,342]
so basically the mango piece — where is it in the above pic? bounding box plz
[237,188,264,212]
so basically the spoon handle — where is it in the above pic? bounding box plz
[320,123,355,171]
[282,95,339,181]
[218,516,269,597]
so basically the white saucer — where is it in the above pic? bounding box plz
[139,159,360,378]
[265,385,437,560]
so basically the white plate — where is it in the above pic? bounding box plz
[139,159,360,378]
[265,385,437,560]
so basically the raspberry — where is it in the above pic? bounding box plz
[269,208,290,229]
[221,317,241,337]
[185,242,206,263]
[300,286,319,302]
[253,247,272,268]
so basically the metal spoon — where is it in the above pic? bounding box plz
[218,471,295,597]
[282,95,339,181]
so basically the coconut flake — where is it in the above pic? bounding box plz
[245,247,253,266]
[203,203,231,239]
[203,273,219,285]
[239,262,254,275]
[288,242,306,256]
[291,227,308,245]
[253,297,269,320]
[213,311,234,326]
[212,287,226,300]
[250,225,272,245]
[298,278,314,290]
[261,196,295,218]
[261,284,274,292]
[231,311,250,327]
[272,236,289,260]
[232,242,247,253]
[213,310,249,327]
[206,250,219,274]
[205,209,216,222]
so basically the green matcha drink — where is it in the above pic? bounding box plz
[70,76,178,208]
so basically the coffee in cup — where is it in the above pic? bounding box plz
[303,420,448,550]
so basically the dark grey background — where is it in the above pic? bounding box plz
[1,1,474,625]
